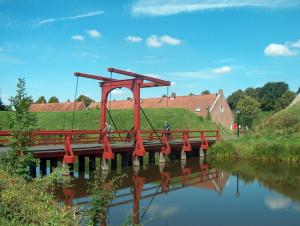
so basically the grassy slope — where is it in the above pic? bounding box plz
[252,111,273,129]
[210,103,300,161]
[0,108,218,131]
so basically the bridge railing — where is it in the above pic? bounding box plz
[0,129,220,147]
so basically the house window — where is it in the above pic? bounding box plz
[195,107,201,112]
[220,106,224,113]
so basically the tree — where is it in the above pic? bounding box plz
[189,93,195,96]
[162,94,167,98]
[76,94,94,107]
[171,92,176,98]
[244,87,258,99]
[48,96,59,103]
[274,90,296,111]
[0,97,6,111]
[0,78,37,178]
[297,87,300,94]
[258,82,288,111]
[36,96,46,103]
[236,96,261,128]
[227,89,244,110]
[201,90,210,95]
[126,97,132,101]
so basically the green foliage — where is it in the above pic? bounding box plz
[258,82,289,111]
[0,169,77,225]
[35,96,46,103]
[0,78,37,179]
[0,97,6,111]
[161,94,167,98]
[227,89,244,110]
[88,168,125,226]
[244,87,258,99]
[48,96,59,103]
[236,95,261,128]
[297,87,300,94]
[171,92,176,98]
[76,94,94,107]
[201,90,210,95]
[188,93,195,96]
[274,90,296,111]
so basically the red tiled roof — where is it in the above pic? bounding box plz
[88,94,217,117]
[30,101,86,112]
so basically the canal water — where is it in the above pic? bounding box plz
[50,157,300,226]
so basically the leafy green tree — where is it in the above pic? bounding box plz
[0,78,37,178]
[48,96,59,103]
[258,82,288,111]
[162,94,167,98]
[189,93,195,96]
[274,90,296,111]
[76,94,94,107]
[126,97,132,101]
[171,92,176,98]
[201,90,210,95]
[36,96,46,103]
[0,97,6,111]
[244,87,258,99]
[227,89,244,110]
[297,87,300,94]
[236,95,261,128]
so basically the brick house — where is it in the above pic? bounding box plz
[89,90,234,129]
[29,101,86,112]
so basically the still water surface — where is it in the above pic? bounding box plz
[53,158,300,226]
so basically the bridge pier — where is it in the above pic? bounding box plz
[101,158,109,171]
[133,156,140,167]
[117,154,122,174]
[199,148,205,157]
[159,153,165,163]
[181,150,187,160]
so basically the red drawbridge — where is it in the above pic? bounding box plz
[0,68,221,168]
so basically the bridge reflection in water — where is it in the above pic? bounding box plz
[53,157,229,225]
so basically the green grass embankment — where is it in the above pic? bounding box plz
[210,103,300,162]
[0,108,218,131]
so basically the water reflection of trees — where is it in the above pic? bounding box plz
[211,160,300,202]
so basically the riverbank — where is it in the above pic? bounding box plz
[210,102,300,161]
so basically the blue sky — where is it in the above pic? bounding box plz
[1,0,300,104]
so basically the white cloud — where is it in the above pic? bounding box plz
[171,81,176,86]
[264,43,297,57]
[160,35,181,45]
[146,35,162,47]
[126,35,143,42]
[36,10,104,26]
[87,29,101,38]
[111,89,124,95]
[265,195,291,210]
[71,35,85,41]
[214,66,232,74]
[132,0,300,16]
[291,39,300,48]
[37,11,104,27]
[168,66,232,80]
[146,35,181,47]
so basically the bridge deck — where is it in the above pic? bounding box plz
[0,137,216,158]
